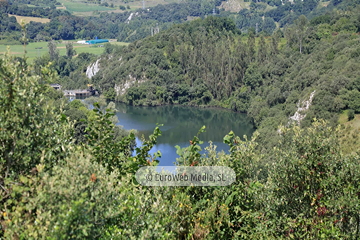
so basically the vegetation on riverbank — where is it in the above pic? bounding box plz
[88,11,360,152]
[1,54,360,239]
[1,0,360,238]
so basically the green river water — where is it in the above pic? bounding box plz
[115,102,255,165]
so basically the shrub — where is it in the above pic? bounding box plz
[348,109,355,121]
[2,153,127,239]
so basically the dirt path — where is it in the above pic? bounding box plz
[0,51,23,55]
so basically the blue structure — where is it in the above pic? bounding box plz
[86,39,109,44]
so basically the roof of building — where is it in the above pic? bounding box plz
[86,39,109,44]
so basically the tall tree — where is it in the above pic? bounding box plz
[66,42,76,59]
[257,35,267,63]
[270,35,279,55]
[247,28,256,62]
[48,40,59,61]
[294,15,309,54]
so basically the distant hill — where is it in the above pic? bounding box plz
[1,0,359,44]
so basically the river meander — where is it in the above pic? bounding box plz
[115,102,255,165]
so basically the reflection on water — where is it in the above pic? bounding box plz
[68,95,89,101]
[115,103,255,165]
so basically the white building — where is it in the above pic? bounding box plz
[76,40,88,44]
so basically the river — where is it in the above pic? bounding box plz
[115,102,255,165]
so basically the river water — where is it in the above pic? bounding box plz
[115,102,255,165]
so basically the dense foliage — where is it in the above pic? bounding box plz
[1,1,360,238]
[1,0,358,44]
[0,0,221,43]
[89,12,360,152]
[1,53,360,239]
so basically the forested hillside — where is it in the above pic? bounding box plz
[1,0,221,43]
[90,10,360,149]
[1,51,360,239]
[2,0,360,238]
[1,0,358,44]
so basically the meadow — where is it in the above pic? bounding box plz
[57,0,179,16]
[57,0,113,12]
[0,41,129,62]
[338,110,360,154]
[8,14,51,24]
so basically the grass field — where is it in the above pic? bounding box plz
[0,41,129,62]
[338,110,360,154]
[58,0,114,12]
[58,0,179,16]
[8,14,51,24]
[115,0,179,10]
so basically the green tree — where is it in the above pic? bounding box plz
[66,42,76,59]
[243,63,262,90]
[0,55,72,179]
[48,40,59,61]
[270,35,279,55]
[293,15,309,54]
[247,29,256,62]
[3,153,127,239]
[347,109,355,121]
[257,35,267,63]
[0,54,74,236]
[267,120,360,238]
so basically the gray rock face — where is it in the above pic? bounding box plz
[86,59,101,79]
[115,75,146,96]
[289,90,316,124]
[126,12,138,24]
[278,90,316,134]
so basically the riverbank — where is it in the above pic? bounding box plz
[113,98,248,114]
